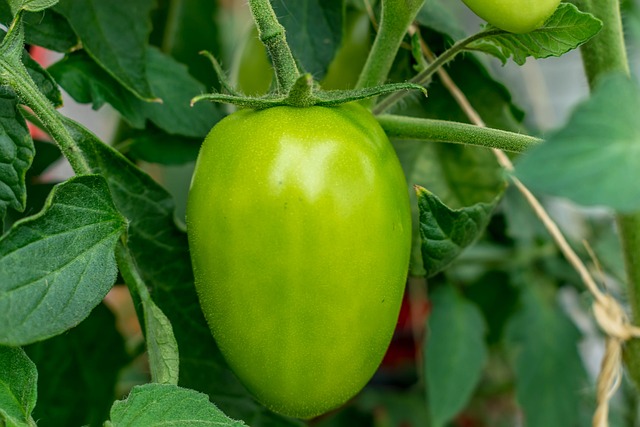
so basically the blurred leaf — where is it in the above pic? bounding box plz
[0,87,34,225]
[467,4,603,65]
[54,0,155,100]
[0,346,37,427]
[62,118,299,426]
[24,303,129,427]
[356,388,430,427]
[107,384,247,427]
[150,0,221,89]
[0,2,77,51]
[0,175,127,345]
[49,48,223,137]
[505,283,587,427]
[416,0,467,41]
[126,128,201,165]
[517,73,640,212]
[27,140,61,177]
[425,285,487,427]
[464,271,519,344]
[272,0,344,80]
[417,186,502,277]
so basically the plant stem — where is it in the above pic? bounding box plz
[572,0,640,387]
[356,0,425,108]
[377,115,541,153]
[572,0,629,86]
[373,29,498,114]
[247,0,299,94]
[3,64,91,175]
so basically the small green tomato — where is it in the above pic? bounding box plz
[462,0,561,33]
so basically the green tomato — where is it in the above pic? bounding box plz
[187,103,411,419]
[461,0,561,33]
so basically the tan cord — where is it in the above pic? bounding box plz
[410,26,640,427]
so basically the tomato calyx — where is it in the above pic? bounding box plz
[191,51,426,110]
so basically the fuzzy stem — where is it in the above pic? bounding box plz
[356,0,425,108]
[248,0,300,93]
[571,0,640,388]
[377,115,541,153]
[4,64,91,175]
[572,0,629,86]
[373,29,498,114]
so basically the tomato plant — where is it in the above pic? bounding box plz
[461,0,562,33]
[0,0,637,427]
[187,103,411,418]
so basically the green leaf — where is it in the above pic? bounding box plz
[8,0,56,13]
[416,0,467,41]
[23,52,62,107]
[107,384,248,427]
[425,285,487,427]
[126,128,201,165]
[0,87,34,224]
[4,141,60,232]
[24,303,129,427]
[467,4,603,65]
[61,118,298,426]
[116,244,180,386]
[516,73,640,212]
[416,184,501,277]
[149,0,221,89]
[505,283,587,427]
[0,3,76,52]
[356,388,430,427]
[272,0,344,80]
[49,48,223,137]
[54,0,155,100]
[0,175,127,345]
[390,52,518,275]
[0,346,37,427]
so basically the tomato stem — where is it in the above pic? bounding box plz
[373,29,501,115]
[247,0,300,94]
[377,115,542,153]
[356,0,425,108]
[0,13,92,175]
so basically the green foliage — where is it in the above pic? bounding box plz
[467,3,604,65]
[416,186,501,277]
[106,384,248,427]
[0,87,33,226]
[517,73,640,212]
[271,0,343,80]
[24,303,129,427]
[505,282,588,427]
[54,0,156,100]
[425,285,488,427]
[0,175,126,345]
[0,0,627,426]
[0,346,37,427]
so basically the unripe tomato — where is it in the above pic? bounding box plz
[461,0,561,33]
[187,103,411,419]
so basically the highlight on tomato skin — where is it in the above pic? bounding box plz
[186,103,413,419]
[460,0,562,33]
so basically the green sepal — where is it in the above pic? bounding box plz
[192,73,427,110]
